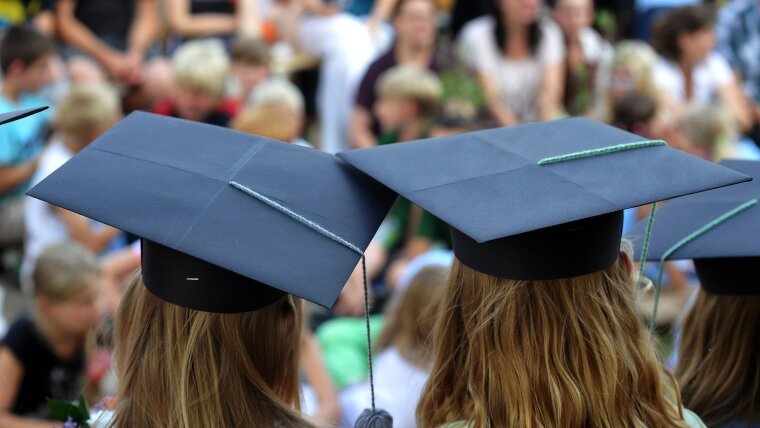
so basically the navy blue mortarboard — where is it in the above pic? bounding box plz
[0,106,48,125]
[629,160,759,296]
[27,111,395,313]
[338,118,750,280]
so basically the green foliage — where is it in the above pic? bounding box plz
[48,394,90,427]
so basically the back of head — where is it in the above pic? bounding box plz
[677,291,760,426]
[55,84,122,145]
[417,255,689,427]
[376,265,449,367]
[651,5,715,61]
[113,275,312,428]
[0,24,54,74]
[613,92,657,134]
[376,65,442,117]
[232,102,300,142]
[172,39,230,96]
[681,105,734,160]
[248,78,304,114]
[32,242,100,302]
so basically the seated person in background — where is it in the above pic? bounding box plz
[651,5,753,133]
[22,83,123,295]
[341,263,450,428]
[229,37,272,105]
[0,242,100,428]
[55,0,167,100]
[607,41,659,122]
[0,25,55,247]
[232,78,309,146]
[153,39,239,127]
[552,0,613,119]
[349,0,440,149]
[680,105,744,162]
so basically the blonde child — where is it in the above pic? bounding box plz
[232,78,309,146]
[0,242,100,428]
[153,39,238,126]
[23,84,122,295]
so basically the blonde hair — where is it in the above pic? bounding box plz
[376,265,449,368]
[682,105,736,161]
[55,83,121,144]
[248,78,304,113]
[111,275,313,428]
[232,102,301,142]
[676,290,760,426]
[613,41,658,101]
[172,39,230,96]
[32,242,100,301]
[376,65,442,116]
[417,256,689,428]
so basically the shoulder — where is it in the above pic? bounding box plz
[683,408,708,427]
[0,316,38,362]
[459,16,495,44]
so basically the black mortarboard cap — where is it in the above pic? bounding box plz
[28,112,395,312]
[630,160,759,295]
[338,118,750,280]
[0,106,48,125]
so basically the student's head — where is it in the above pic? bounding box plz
[0,25,55,92]
[417,246,689,427]
[32,242,100,338]
[392,0,437,51]
[552,0,594,37]
[676,291,760,427]
[55,84,122,150]
[612,92,657,137]
[652,5,716,64]
[232,78,305,142]
[680,105,734,161]
[230,37,271,97]
[113,274,308,427]
[376,265,448,368]
[171,39,230,121]
[374,65,442,132]
[611,41,658,101]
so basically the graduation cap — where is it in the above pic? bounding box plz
[629,160,759,296]
[27,111,395,313]
[0,106,48,125]
[338,118,750,280]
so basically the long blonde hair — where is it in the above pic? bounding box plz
[376,265,449,368]
[676,291,760,426]
[417,257,689,427]
[111,274,313,428]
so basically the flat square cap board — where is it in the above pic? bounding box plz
[628,160,760,295]
[338,117,750,280]
[28,111,396,312]
[0,106,48,125]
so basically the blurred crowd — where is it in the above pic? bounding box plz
[0,0,759,426]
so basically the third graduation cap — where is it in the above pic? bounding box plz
[28,112,395,313]
[629,160,760,295]
[0,106,48,125]
[338,118,750,280]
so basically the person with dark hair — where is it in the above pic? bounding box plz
[612,92,657,136]
[349,0,440,149]
[0,25,54,247]
[458,0,565,126]
[652,5,752,133]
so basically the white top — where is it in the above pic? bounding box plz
[653,52,733,105]
[340,347,429,428]
[458,15,566,123]
[23,141,74,276]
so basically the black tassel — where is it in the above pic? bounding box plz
[355,408,393,428]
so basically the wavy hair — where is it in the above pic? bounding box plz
[417,255,689,427]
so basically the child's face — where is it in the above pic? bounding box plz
[16,53,54,93]
[553,0,593,36]
[173,85,222,122]
[375,97,414,132]
[42,283,99,336]
[232,62,270,97]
